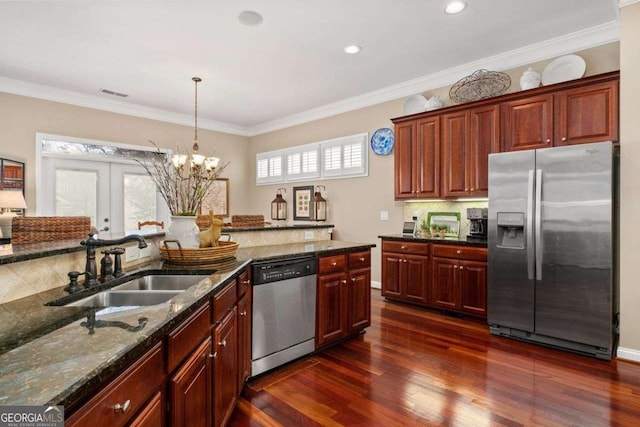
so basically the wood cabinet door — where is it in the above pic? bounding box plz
[555,80,619,145]
[394,122,416,199]
[431,257,458,310]
[316,272,348,348]
[214,307,238,427]
[416,117,441,198]
[381,253,402,298]
[501,94,553,151]
[129,390,165,427]
[442,111,469,197]
[403,254,429,304]
[459,260,487,317]
[170,337,213,427]
[237,291,251,390]
[469,105,499,196]
[348,268,371,332]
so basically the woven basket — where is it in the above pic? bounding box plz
[11,216,91,244]
[160,240,239,265]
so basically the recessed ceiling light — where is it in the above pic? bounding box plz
[344,45,362,55]
[444,1,467,14]
[238,10,263,26]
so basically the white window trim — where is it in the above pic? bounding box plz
[256,132,368,185]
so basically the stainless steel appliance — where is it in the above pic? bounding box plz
[488,141,617,359]
[466,208,488,240]
[251,256,317,376]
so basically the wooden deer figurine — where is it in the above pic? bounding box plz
[199,210,224,248]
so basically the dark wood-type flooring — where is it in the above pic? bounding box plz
[229,291,640,426]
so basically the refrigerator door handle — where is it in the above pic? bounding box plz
[535,168,543,280]
[527,170,535,280]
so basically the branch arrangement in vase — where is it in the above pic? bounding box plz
[138,141,229,216]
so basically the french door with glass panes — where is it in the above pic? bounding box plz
[40,157,165,234]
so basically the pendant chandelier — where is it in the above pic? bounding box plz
[171,77,221,170]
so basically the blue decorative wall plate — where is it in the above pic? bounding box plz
[370,128,394,155]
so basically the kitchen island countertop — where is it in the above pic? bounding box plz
[0,240,374,409]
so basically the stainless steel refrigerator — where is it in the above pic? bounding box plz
[487,141,617,360]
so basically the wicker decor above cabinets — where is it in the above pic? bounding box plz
[391,71,619,200]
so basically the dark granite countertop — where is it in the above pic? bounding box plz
[0,240,374,407]
[378,234,487,248]
[223,223,334,232]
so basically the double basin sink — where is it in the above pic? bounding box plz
[62,274,212,308]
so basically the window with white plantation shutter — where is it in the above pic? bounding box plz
[256,151,285,184]
[256,133,367,184]
[322,133,367,177]
[286,144,320,181]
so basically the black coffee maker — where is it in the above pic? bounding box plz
[467,208,488,240]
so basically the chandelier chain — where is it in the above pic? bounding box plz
[192,76,201,152]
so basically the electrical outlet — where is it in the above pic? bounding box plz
[304,231,314,240]
[380,211,389,220]
[125,246,140,262]
[139,246,151,259]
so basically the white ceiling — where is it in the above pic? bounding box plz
[0,1,620,136]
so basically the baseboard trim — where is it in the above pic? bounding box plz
[617,346,640,363]
[371,280,381,290]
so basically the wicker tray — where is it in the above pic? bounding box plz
[160,240,239,265]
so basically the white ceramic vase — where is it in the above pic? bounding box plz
[520,67,541,90]
[165,215,200,248]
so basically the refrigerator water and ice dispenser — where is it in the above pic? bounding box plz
[496,212,524,249]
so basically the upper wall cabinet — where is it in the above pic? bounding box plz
[392,71,619,200]
[394,117,440,199]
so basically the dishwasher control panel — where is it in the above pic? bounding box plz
[252,256,317,285]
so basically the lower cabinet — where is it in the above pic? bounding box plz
[316,250,371,349]
[381,241,429,304]
[237,270,252,390]
[430,244,488,317]
[380,239,488,318]
[65,343,165,427]
[169,337,213,427]
[213,307,238,427]
[129,389,165,427]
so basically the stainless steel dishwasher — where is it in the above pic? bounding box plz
[251,255,317,377]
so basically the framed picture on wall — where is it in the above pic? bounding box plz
[201,178,229,217]
[293,185,314,220]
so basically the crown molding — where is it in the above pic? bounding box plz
[0,21,620,138]
[0,76,250,136]
[247,20,620,136]
[620,0,640,7]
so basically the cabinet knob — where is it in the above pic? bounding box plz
[209,352,217,359]
[403,259,408,263]
[454,265,459,269]
[114,400,131,414]
[456,250,461,254]
[331,262,337,267]
[219,339,227,347]
[546,139,551,143]
[241,280,251,285]
[351,277,357,282]
[341,279,347,284]
[400,246,406,250]
[470,187,475,191]
[562,137,567,142]
[359,257,365,262]
[240,311,247,316]
[460,266,464,270]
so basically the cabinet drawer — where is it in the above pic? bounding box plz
[319,254,347,274]
[432,244,487,261]
[167,302,211,373]
[213,281,237,324]
[237,269,250,298]
[66,343,164,427]
[348,251,371,269]
[382,241,429,255]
